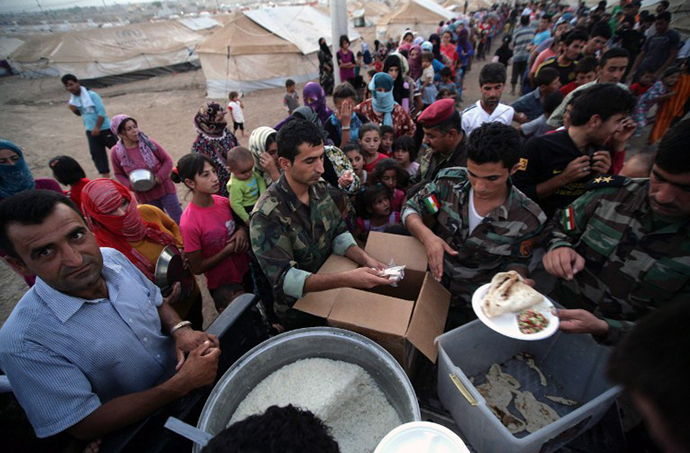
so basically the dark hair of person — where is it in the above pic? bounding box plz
[277,119,324,163]
[49,155,86,186]
[607,300,690,453]
[574,56,599,74]
[541,14,552,22]
[640,67,655,76]
[380,125,395,138]
[0,190,83,259]
[567,88,584,107]
[170,153,216,187]
[61,73,78,85]
[569,83,636,127]
[466,122,520,169]
[370,158,409,189]
[265,132,277,151]
[392,135,417,162]
[229,91,239,100]
[285,79,295,88]
[590,21,613,40]
[543,91,564,115]
[657,11,672,22]
[339,34,350,48]
[227,146,253,169]
[439,66,452,78]
[367,68,377,78]
[333,82,356,102]
[660,0,670,8]
[534,67,559,88]
[520,15,530,26]
[202,405,340,453]
[356,184,391,219]
[437,88,452,99]
[599,47,630,67]
[655,118,690,174]
[563,29,589,46]
[644,13,656,23]
[341,142,363,156]
[358,122,382,140]
[116,117,137,135]
[662,66,682,79]
[479,62,507,86]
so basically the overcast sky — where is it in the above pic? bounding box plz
[1,0,160,14]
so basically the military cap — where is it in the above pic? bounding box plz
[418,98,457,127]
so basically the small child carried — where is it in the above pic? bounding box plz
[633,67,681,136]
[226,146,266,223]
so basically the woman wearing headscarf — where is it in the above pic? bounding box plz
[248,126,280,187]
[110,114,182,224]
[190,102,239,198]
[81,178,202,328]
[303,82,334,125]
[354,73,416,138]
[0,140,63,287]
[429,33,442,61]
[399,30,415,47]
[455,28,474,99]
[318,37,334,95]
[408,44,424,81]
[383,53,419,117]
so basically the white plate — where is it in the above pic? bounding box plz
[471,283,559,341]
[375,421,471,453]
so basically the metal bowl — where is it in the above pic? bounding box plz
[129,169,156,192]
[154,245,194,298]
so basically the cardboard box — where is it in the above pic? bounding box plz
[294,232,451,371]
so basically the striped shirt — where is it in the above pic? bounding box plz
[0,248,176,438]
[513,25,536,62]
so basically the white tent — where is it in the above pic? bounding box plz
[376,0,456,40]
[0,38,24,60]
[198,7,360,98]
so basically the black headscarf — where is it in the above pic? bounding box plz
[383,54,406,105]
[319,37,332,59]
[429,33,442,61]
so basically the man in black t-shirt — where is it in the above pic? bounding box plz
[513,84,637,218]
[535,30,589,86]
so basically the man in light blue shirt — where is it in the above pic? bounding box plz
[62,73,118,178]
[0,190,220,442]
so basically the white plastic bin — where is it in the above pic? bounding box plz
[436,320,621,453]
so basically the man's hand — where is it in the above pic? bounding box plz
[610,117,636,150]
[173,341,220,391]
[229,228,249,253]
[163,282,182,306]
[560,156,591,184]
[361,255,387,271]
[173,328,219,370]
[591,151,612,175]
[543,247,585,281]
[91,128,100,137]
[345,267,394,289]
[423,234,458,282]
[555,308,609,336]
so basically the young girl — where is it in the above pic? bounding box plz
[172,153,250,313]
[355,184,401,243]
[343,143,367,185]
[392,136,419,177]
[228,91,245,138]
[420,51,438,108]
[380,125,395,156]
[358,123,388,173]
[633,67,681,136]
[48,155,90,210]
[370,158,408,213]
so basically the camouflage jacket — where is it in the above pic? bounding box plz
[403,167,546,304]
[250,175,357,316]
[545,176,690,345]
[414,141,467,186]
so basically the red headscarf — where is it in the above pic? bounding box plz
[81,178,175,279]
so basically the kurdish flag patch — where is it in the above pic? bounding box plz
[424,194,440,214]
[564,206,576,231]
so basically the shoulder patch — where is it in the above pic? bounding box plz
[255,194,280,216]
[585,174,631,191]
[518,158,529,171]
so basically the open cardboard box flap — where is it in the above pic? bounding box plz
[406,273,450,362]
[364,231,428,272]
[293,255,358,318]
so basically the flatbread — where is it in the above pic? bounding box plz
[483,271,543,318]
[514,390,561,433]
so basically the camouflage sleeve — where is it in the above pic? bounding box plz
[250,211,311,302]
[545,189,605,251]
[401,177,440,226]
[333,232,357,256]
[324,146,361,194]
[505,221,545,270]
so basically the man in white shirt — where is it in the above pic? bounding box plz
[461,63,515,137]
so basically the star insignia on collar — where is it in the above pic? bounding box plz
[593,177,604,183]
[601,176,613,183]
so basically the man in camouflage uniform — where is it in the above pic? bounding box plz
[412,98,466,186]
[404,123,546,327]
[250,119,389,328]
[543,119,690,345]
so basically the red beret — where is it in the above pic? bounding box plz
[417,99,456,127]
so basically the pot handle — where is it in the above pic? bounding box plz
[164,416,214,447]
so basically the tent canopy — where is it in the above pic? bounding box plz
[0,38,24,60]
[376,0,456,39]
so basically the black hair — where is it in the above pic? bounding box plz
[607,300,690,453]
[659,0,670,8]
[437,88,453,99]
[563,29,589,46]
[392,135,417,162]
[543,91,564,115]
[466,122,520,169]
[61,73,78,85]
[367,68,377,78]
[439,66,453,78]
[569,83,636,126]
[358,123,382,140]
[285,79,295,88]
[356,184,391,219]
[370,158,409,189]
[599,47,630,67]
[277,119,324,163]
[49,155,86,186]
[339,34,350,48]
[655,118,690,174]
[541,14,552,22]
[590,21,612,40]
[662,66,682,79]
[520,15,530,26]
[342,142,363,156]
[534,67,559,87]
[380,125,395,138]
[227,146,253,169]
[0,190,83,259]
[479,62,507,85]
[265,132,278,150]
[170,153,215,187]
[421,51,435,62]
[657,11,672,22]
[116,117,137,135]
[333,82,356,102]
[202,405,340,453]
[640,67,655,76]
[574,56,599,74]
[229,91,239,100]
[644,13,656,23]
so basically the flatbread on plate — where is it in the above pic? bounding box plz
[483,271,543,318]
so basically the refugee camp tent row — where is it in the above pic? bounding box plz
[376,0,456,40]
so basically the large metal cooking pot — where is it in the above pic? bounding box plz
[129,169,156,192]
[154,245,194,298]
[193,327,420,452]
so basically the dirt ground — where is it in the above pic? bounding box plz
[0,56,648,327]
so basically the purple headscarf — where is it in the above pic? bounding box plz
[408,44,423,81]
[303,82,333,124]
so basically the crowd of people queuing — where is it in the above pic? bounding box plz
[1,0,690,451]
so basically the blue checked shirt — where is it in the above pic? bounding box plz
[0,248,177,438]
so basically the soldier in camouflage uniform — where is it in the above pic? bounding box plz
[411,99,466,186]
[543,119,690,345]
[250,119,389,327]
[403,123,546,327]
